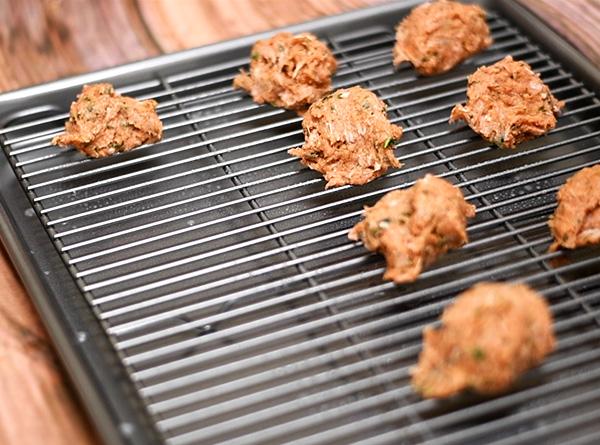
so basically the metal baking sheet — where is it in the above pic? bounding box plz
[0,1,599,444]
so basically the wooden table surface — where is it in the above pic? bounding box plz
[0,1,598,444]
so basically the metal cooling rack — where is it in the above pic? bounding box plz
[0,1,599,444]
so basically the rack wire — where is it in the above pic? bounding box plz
[1,7,600,445]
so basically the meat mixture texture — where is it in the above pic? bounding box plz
[233,32,337,112]
[412,282,555,399]
[289,86,403,188]
[549,165,600,252]
[52,83,163,158]
[393,0,492,76]
[450,56,565,149]
[348,175,475,283]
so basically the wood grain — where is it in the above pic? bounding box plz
[137,0,384,53]
[0,246,98,445]
[0,1,598,444]
[518,0,600,68]
[0,0,160,92]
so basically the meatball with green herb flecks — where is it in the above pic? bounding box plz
[289,86,403,188]
[450,56,564,148]
[52,83,162,158]
[412,282,555,399]
[234,32,337,112]
[393,0,492,76]
[349,175,475,283]
[549,165,600,253]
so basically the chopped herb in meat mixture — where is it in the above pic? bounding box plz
[289,86,403,188]
[52,83,163,158]
[349,175,475,283]
[234,32,337,112]
[412,282,555,398]
[450,56,564,148]
[393,0,492,75]
[549,165,600,252]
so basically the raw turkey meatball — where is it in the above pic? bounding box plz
[233,32,337,112]
[393,0,492,76]
[412,282,555,398]
[348,175,475,283]
[289,86,403,188]
[450,56,564,148]
[52,83,163,158]
[549,165,600,252]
